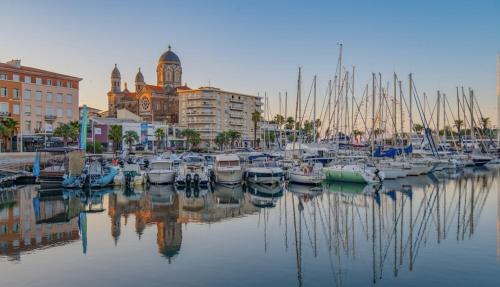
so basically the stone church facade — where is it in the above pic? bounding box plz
[107,46,189,123]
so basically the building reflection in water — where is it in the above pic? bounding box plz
[0,186,82,261]
[107,184,259,262]
[284,167,498,286]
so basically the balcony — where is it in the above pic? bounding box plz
[188,95,216,100]
[187,103,215,108]
[229,98,244,104]
[0,111,11,117]
[44,115,57,121]
[229,113,243,119]
[187,111,216,116]
[255,100,263,106]
[229,104,244,111]
[229,121,243,126]
[187,119,216,124]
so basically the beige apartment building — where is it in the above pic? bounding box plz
[178,87,262,147]
[0,59,81,151]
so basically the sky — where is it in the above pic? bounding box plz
[1,0,499,126]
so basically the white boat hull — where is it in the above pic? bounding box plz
[148,170,176,184]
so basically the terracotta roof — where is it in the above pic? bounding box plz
[0,62,82,81]
[143,84,165,92]
[176,85,191,91]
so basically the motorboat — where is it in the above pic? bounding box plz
[213,154,242,185]
[244,157,285,186]
[175,154,210,189]
[289,162,324,185]
[147,159,176,184]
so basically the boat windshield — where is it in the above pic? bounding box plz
[218,160,239,167]
[151,161,172,169]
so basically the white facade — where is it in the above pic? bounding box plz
[178,87,263,147]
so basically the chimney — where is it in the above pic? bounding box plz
[6,59,21,68]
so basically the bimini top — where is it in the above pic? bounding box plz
[215,154,240,162]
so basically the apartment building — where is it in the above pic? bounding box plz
[178,87,263,147]
[0,59,81,149]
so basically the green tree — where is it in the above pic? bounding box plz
[86,140,104,154]
[108,125,123,152]
[262,130,276,148]
[180,129,201,150]
[285,116,295,130]
[273,114,285,129]
[155,128,165,151]
[123,130,139,152]
[454,120,463,133]
[215,132,229,151]
[227,129,241,148]
[0,117,18,152]
[54,123,78,147]
[413,124,424,135]
[251,111,261,148]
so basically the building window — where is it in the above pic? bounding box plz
[66,94,72,103]
[25,121,31,132]
[0,74,6,80]
[47,92,52,102]
[57,80,61,87]
[12,88,19,98]
[0,87,6,97]
[35,106,42,116]
[13,74,19,81]
[56,93,63,102]
[0,103,8,113]
[66,109,73,117]
[13,104,20,115]
[57,108,62,117]
[24,105,31,114]
[35,91,42,101]
[36,121,42,131]
[24,76,31,83]
[24,89,31,99]
[66,82,71,88]
[47,79,52,86]
[36,77,42,85]
[46,107,53,116]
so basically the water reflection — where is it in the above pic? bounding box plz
[0,166,499,286]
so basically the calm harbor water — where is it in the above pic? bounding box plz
[1,167,499,287]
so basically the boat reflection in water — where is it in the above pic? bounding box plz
[283,167,499,286]
[0,166,498,286]
[0,186,111,260]
[245,182,284,208]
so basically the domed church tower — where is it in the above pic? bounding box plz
[135,68,145,92]
[111,64,121,92]
[157,45,182,90]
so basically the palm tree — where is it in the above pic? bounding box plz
[413,123,424,135]
[273,114,285,129]
[0,118,18,151]
[251,111,261,148]
[53,123,78,147]
[108,125,123,152]
[227,129,241,148]
[155,128,165,151]
[285,116,295,130]
[454,119,463,132]
[215,132,229,151]
[180,129,201,150]
[123,130,139,152]
[480,117,490,132]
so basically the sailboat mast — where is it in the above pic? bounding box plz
[399,80,403,142]
[393,73,397,144]
[409,73,413,138]
[497,52,500,143]
[345,71,349,139]
[437,91,441,140]
[371,73,376,156]
[313,75,317,143]
[351,66,355,141]
[469,89,475,142]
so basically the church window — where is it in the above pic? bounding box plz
[166,71,172,82]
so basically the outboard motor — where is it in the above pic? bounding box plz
[193,173,200,184]
[186,174,192,184]
[118,160,124,168]
[143,159,149,169]
[185,185,192,198]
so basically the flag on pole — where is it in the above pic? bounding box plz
[79,105,88,150]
